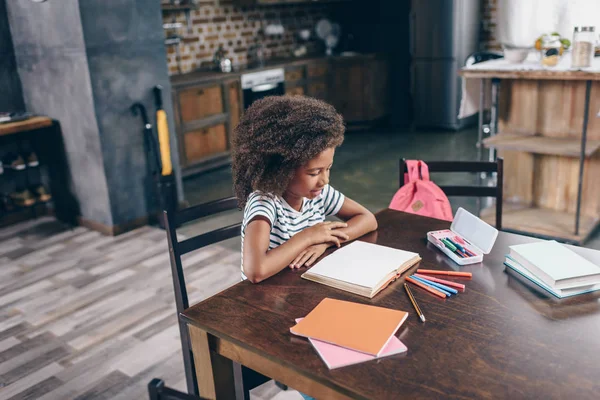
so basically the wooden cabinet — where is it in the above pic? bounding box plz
[172,79,242,176]
[171,54,390,177]
[286,85,305,96]
[184,124,228,163]
[329,56,390,124]
[178,85,223,122]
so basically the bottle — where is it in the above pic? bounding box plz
[572,26,595,69]
[540,34,562,67]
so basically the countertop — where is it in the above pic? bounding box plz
[170,52,382,87]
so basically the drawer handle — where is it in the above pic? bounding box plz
[197,89,204,95]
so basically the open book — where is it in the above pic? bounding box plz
[301,241,421,298]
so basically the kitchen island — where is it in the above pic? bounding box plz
[461,57,600,244]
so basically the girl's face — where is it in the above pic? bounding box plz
[285,147,335,200]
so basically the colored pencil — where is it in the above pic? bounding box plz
[413,274,466,291]
[404,283,426,322]
[416,269,472,278]
[412,276,455,296]
[406,277,447,299]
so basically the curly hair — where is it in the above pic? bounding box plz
[232,96,345,208]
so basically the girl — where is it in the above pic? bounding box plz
[232,96,378,284]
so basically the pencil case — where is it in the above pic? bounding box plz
[426,207,498,266]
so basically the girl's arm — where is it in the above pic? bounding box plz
[243,217,348,283]
[334,197,378,242]
[289,197,378,268]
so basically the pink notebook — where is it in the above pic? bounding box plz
[294,318,407,369]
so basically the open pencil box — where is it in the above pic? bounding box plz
[427,207,499,265]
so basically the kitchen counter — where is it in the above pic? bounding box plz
[170,53,381,87]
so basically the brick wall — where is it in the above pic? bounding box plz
[481,0,499,50]
[163,1,333,75]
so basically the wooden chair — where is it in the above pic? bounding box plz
[148,378,208,400]
[157,197,270,399]
[399,159,504,229]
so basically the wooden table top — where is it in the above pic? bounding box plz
[460,68,600,80]
[182,210,600,399]
[0,116,53,137]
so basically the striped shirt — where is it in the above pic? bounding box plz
[240,184,345,280]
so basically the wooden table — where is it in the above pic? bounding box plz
[182,210,600,399]
[460,65,600,244]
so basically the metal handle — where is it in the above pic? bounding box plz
[251,83,278,93]
[197,89,204,95]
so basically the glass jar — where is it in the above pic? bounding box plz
[572,26,595,69]
[540,34,562,67]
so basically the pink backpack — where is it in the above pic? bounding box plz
[389,160,453,221]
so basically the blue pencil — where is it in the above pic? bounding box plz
[412,276,454,296]
[413,275,459,295]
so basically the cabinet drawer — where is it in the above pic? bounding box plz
[285,68,304,82]
[179,85,224,123]
[184,123,228,165]
[307,81,327,100]
[286,86,305,96]
[307,63,329,78]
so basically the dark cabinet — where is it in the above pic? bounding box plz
[329,55,390,124]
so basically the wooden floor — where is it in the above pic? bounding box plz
[0,217,301,400]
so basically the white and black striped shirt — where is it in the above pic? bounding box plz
[240,184,345,280]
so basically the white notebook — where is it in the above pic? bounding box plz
[509,241,600,290]
[301,241,421,298]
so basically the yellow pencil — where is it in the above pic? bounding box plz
[404,283,426,322]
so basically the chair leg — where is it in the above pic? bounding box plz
[178,320,199,396]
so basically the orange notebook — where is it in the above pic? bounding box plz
[290,298,408,356]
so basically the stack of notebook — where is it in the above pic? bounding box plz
[504,240,600,298]
[290,298,408,369]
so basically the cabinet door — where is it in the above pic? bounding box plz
[330,63,364,122]
[307,62,329,79]
[285,67,304,83]
[307,81,327,101]
[227,80,242,134]
[178,85,224,123]
[183,123,228,166]
[363,58,390,120]
[286,85,305,96]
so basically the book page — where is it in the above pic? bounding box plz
[306,241,419,289]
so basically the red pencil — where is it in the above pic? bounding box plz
[413,274,466,291]
[406,277,447,299]
[417,269,472,278]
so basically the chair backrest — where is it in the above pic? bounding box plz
[465,51,503,67]
[399,159,504,229]
[163,196,240,395]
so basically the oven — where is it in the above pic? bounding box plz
[241,68,286,110]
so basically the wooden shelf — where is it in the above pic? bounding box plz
[483,134,600,158]
[481,202,600,244]
[0,116,53,137]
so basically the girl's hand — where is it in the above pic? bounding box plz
[299,221,349,247]
[289,243,330,269]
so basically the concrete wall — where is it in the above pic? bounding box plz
[0,0,24,112]
[6,0,114,226]
[5,0,182,231]
[78,0,182,226]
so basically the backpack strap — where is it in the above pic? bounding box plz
[418,161,430,181]
[405,160,421,183]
